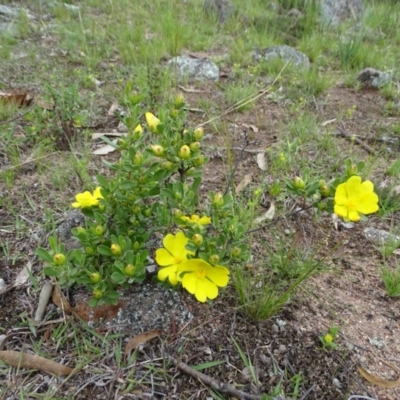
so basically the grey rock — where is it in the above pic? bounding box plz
[368,337,386,349]
[364,227,400,245]
[0,4,35,20]
[168,56,219,81]
[106,284,193,335]
[320,0,364,26]
[252,45,310,68]
[357,67,392,89]
[203,0,235,24]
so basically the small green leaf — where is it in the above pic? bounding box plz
[97,245,112,256]
[43,266,60,277]
[121,181,136,190]
[111,272,127,284]
[36,248,53,263]
[192,360,225,371]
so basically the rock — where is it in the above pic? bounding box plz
[357,67,392,89]
[364,227,400,245]
[252,45,310,68]
[104,284,193,335]
[0,4,35,20]
[320,0,364,26]
[202,0,235,24]
[168,56,219,81]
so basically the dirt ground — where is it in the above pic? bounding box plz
[1,78,400,400]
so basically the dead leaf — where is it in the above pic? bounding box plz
[52,285,72,314]
[13,261,32,288]
[256,152,266,171]
[107,102,121,116]
[358,365,400,388]
[235,173,253,195]
[92,139,119,155]
[124,330,162,356]
[254,203,275,224]
[0,350,73,376]
[0,91,33,107]
[321,118,336,127]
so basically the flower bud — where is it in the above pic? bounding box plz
[319,179,326,189]
[90,272,101,283]
[111,244,122,256]
[185,167,195,176]
[212,192,224,208]
[193,155,205,167]
[144,208,151,217]
[53,253,66,265]
[124,264,135,277]
[193,127,204,140]
[189,142,200,151]
[162,161,174,170]
[133,152,144,165]
[131,124,143,140]
[316,202,327,211]
[320,185,330,198]
[145,112,160,132]
[170,108,179,119]
[209,254,220,264]
[132,205,140,214]
[93,289,104,299]
[85,247,94,255]
[178,145,191,160]
[133,241,141,250]
[76,226,86,234]
[192,234,204,246]
[174,209,183,217]
[151,145,164,157]
[174,93,185,108]
[293,177,305,190]
[231,247,241,257]
[94,225,104,236]
[346,164,358,176]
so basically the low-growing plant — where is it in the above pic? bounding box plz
[36,90,381,315]
[320,326,340,350]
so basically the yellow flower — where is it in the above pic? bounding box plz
[145,112,160,132]
[180,214,211,227]
[324,334,333,343]
[178,259,230,303]
[156,232,194,285]
[334,176,379,222]
[72,187,103,208]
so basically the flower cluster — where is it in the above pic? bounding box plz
[156,231,230,302]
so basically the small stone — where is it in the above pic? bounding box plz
[271,324,279,333]
[0,278,6,292]
[369,337,386,350]
[278,344,287,353]
[168,56,219,81]
[320,0,364,26]
[252,45,310,68]
[357,67,392,89]
[332,378,343,388]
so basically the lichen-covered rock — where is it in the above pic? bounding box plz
[357,67,392,89]
[320,0,364,26]
[168,56,219,81]
[252,45,310,68]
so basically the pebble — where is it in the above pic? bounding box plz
[0,278,5,292]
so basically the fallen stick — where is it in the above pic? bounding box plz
[166,354,262,400]
[336,125,377,155]
[34,281,54,322]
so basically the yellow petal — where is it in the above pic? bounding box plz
[178,259,208,273]
[334,204,349,219]
[334,183,348,205]
[206,265,230,287]
[145,112,160,132]
[93,187,103,199]
[198,216,211,225]
[348,209,360,221]
[199,278,218,300]
[155,248,176,266]
[158,265,179,285]
[134,124,143,133]
[181,272,197,294]
[356,193,379,215]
